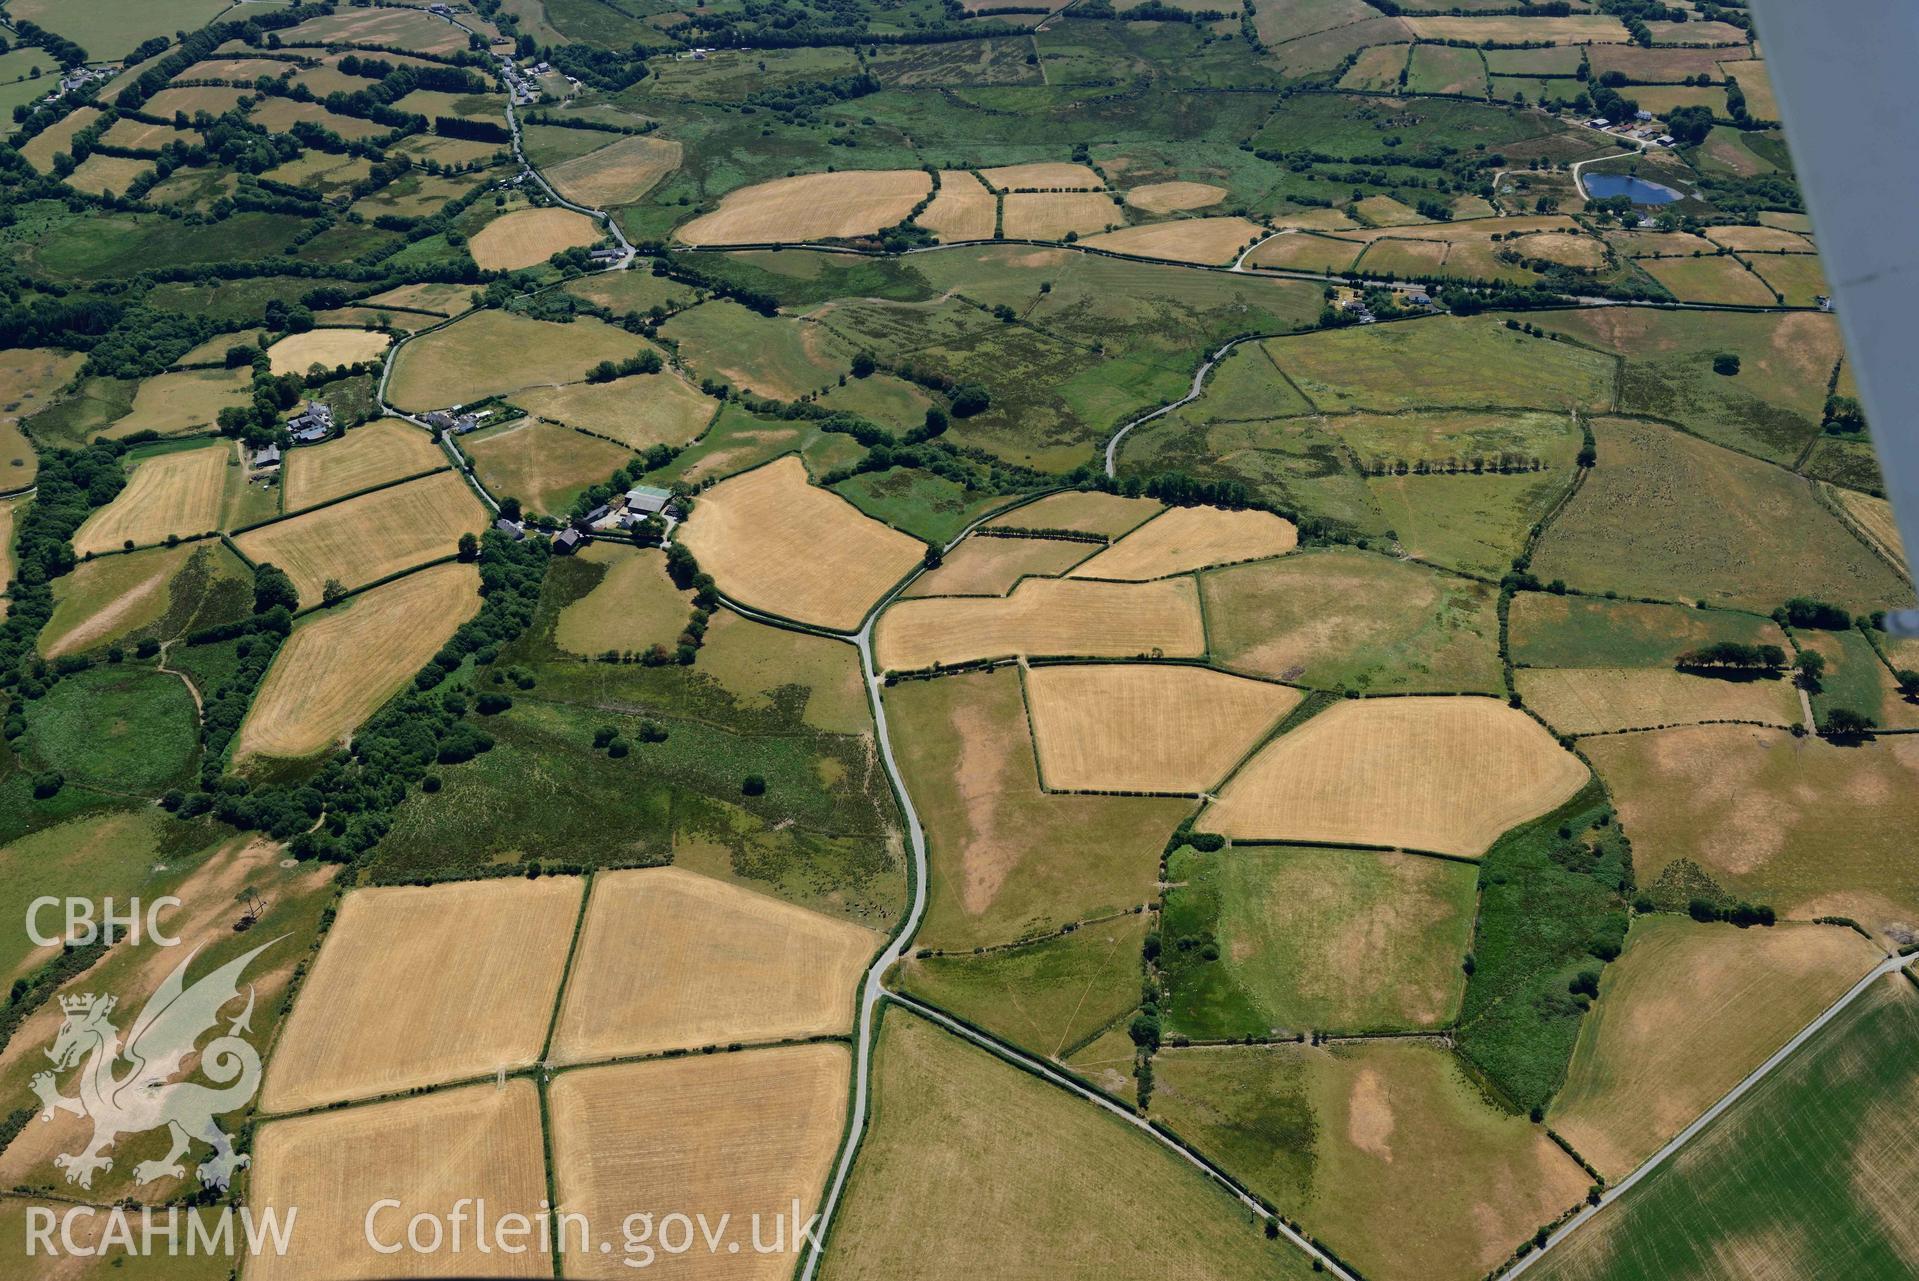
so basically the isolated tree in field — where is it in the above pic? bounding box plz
[851,351,876,379]
[741,774,766,796]
[1712,352,1740,376]
[458,532,479,562]
[1793,649,1825,689]
[321,579,346,606]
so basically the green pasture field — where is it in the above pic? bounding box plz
[1743,251,1831,307]
[1119,412,1386,538]
[1509,593,1786,669]
[1798,626,1889,725]
[645,403,863,488]
[1639,254,1776,307]
[1453,782,1629,1115]
[40,542,251,659]
[462,420,633,518]
[826,1007,1314,1281]
[882,667,1191,951]
[551,543,690,661]
[1160,844,1478,1038]
[1484,46,1585,74]
[830,466,1010,544]
[648,46,861,100]
[1331,409,1580,470]
[1152,1038,1589,1281]
[19,663,199,796]
[0,809,179,984]
[535,0,677,49]
[896,912,1150,1064]
[1263,318,1616,416]
[1534,973,1919,1281]
[1586,724,1919,941]
[691,249,938,309]
[1338,43,1412,93]
[562,268,702,317]
[691,607,873,736]
[1531,418,1908,613]
[662,300,855,401]
[23,212,310,283]
[819,372,935,431]
[7,0,232,59]
[1407,44,1488,97]
[1184,342,1317,421]
[1370,465,1576,577]
[519,122,620,170]
[386,311,652,411]
[144,275,359,326]
[1202,547,1502,693]
[1250,92,1568,162]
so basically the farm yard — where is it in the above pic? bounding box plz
[4,2,1915,1278]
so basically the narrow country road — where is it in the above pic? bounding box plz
[1104,336,1250,478]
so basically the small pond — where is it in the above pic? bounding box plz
[1579,173,1684,204]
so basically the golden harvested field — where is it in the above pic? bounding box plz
[1516,667,1803,736]
[1082,216,1266,266]
[875,575,1206,671]
[677,169,931,246]
[678,455,924,630]
[553,543,691,658]
[901,535,1094,597]
[237,562,482,760]
[549,867,879,1063]
[1584,726,1919,939]
[387,310,649,411]
[1202,696,1588,857]
[363,280,476,316]
[513,368,717,450]
[1404,14,1627,40]
[916,169,997,241]
[1125,181,1227,212]
[102,366,253,437]
[1510,230,1608,269]
[1704,224,1813,253]
[265,327,392,374]
[463,419,633,517]
[1001,191,1122,240]
[250,1082,549,1281]
[469,206,602,270]
[145,84,247,116]
[248,95,389,139]
[1025,663,1300,793]
[20,107,100,173]
[72,444,231,555]
[64,154,153,197]
[544,134,681,207]
[282,418,445,510]
[281,6,471,54]
[1549,917,1881,1181]
[987,489,1162,537]
[1247,230,1364,273]
[548,1045,850,1281]
[1070,505,1297,580]
[1825,483,1907,574]
[262,877,583,1112]
[980,162,1104,190]
[232,469,488,606]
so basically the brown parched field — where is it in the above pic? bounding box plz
[987,490,1162,538]
[265,327,393,374]
[1025,663,1300,793]
[901,535,1095,597]
[281,419,446,511]
[232,469,489,606]
[1201,696,1589,857]
[678,454,925,630]
[1069,505,1298,580]
[513,368,718,451]
[549,867,879,1064]
[980,162,1104,190]
[470,206,603,270]
[1124,181,1227,213]
[262,877,583,1112]
[875,575,1206,671]
[1082,217,1267,267]
[1001,191,1122,240]
[552,543,692,659]
[1549,916,1882,1180]
[548,1045,851,1280]
[236,562,482,760]
[72,444,231,555]
[916,169,998,241]
[250,1082,549,1281]
[677,169,932,246]
[1516,666,1803,736]
[544,134,682,208]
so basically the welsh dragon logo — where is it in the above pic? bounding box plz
[30,937,279,1192]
